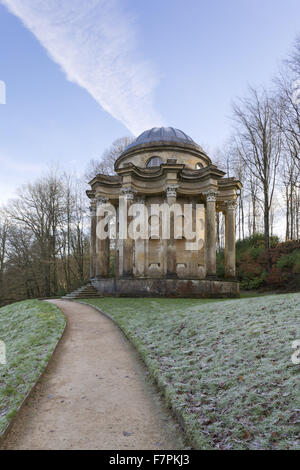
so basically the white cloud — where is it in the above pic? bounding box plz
[1,0,164,135]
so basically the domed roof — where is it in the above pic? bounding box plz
[123,127,199,153]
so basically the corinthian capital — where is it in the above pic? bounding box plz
[165,185,179,199]
[135,195,145,204]
[95,195,109,206]
[89,204,97,216]
[121,187,137,200]
[226,199,237,211]
[205,189,218,203]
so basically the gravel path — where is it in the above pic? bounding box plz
[1,299,184,450]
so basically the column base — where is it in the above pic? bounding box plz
[225,275,237,281]
[225,268,236,280]
[121,273,134,279]
[166,272,178,279]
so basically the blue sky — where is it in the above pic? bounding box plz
[1,0,300,203]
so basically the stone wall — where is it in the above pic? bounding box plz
[91,278,240,298]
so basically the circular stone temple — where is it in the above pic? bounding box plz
[87,127,242,298]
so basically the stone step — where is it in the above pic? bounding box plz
[62,283,103,300]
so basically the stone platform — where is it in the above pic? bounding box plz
[91,278,239,298]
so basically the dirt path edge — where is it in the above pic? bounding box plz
[0,304,66,446]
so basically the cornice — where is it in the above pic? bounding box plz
[89,173,122,189]
[115,141,211,170]
[217,177,242,190]
[116,163,185,181]
[86,190,95,199]
[180,165,225,182]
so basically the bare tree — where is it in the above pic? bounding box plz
[279,138,300,240]
[213,140,247,241]
[0,212,9,301]
[274,36,300,169]
[248,172,260,236]
[85,136,134,181]
[232,87,282,269]
[6,173,65,296]
[287,35,300,78]
[275,71,300,161]
[3,169,90,299]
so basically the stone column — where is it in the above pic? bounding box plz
[121,187,135,278]
[96,196,110,278]
[115,206,120,278]
[89,203,97,279]
[134,196,146,277]
[166,185,178,278]
[205,190,217,278]
[225,200,237,279]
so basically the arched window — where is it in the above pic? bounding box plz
[146,156,162,168]
[195,162,203,170]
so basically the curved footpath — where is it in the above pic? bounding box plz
[1,300,185,450]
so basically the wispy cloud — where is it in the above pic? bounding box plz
[1,0,164,135]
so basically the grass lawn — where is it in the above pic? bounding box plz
[82,295,300,450]
[0,300,66,436]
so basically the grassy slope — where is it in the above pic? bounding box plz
[0,300,66,435]
[82,295,299,450]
